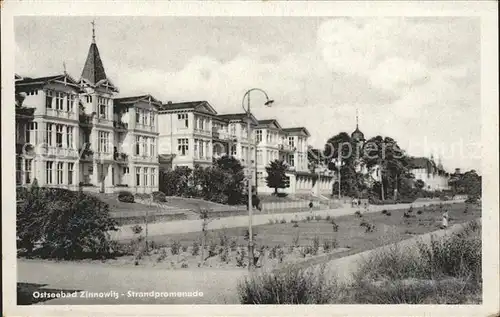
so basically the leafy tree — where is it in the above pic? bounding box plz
[266,160,288,195]
[214,155,246,205]
[415,179,425,190]
[159,166,192,196]
[17,183,118,259]
[363,136,410,200]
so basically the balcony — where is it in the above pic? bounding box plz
[46,108,77,120]
[194,128,211,136]
[113,120,129,131]
[135,123,155,132]
[279,144,296,152]
[15,106,35,121]
[114,152,129,162]
[79,113,93,126]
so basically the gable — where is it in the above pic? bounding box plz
[194,101,218,115]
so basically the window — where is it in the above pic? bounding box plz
[231,144,237,156]
[86,95,93,103]
[25,159,33,184]
[178,114,188,128]
[25,122,37,144]
[56,125,64,148]
[142,137,147,156]
[66,126,73,148]
[136,109,141,123]
[57,162,64,184]
[151,168,156,187]
[198,117,204,130]
[199,140,204,158]
[45,90,53,109]
[135,136,141,155]
[98,97,107,119]
[136,167,141,186]
[55,92,64,110]
[206,141,210,159]
[67,94,75,112]
[288,136,295,147]
[256,130,262,143]
[46,123,53,146]
[123,167,129,174]
[266,132,271,143]
[98,131,110,153]
[68,163,74,185]
[150,138,155,157]
[178,138,188,156]
[288,154,295,167]
[150,113,155,127]
[16,158,22,185]
[144,167,148,186]
[142,110,148,125]
[230,124,236,135]
[46,161,54,184]
[257,150,263,164]
[193,139,198,158]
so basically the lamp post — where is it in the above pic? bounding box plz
[242,88,274,270]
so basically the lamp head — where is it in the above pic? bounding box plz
[264,99,274,106]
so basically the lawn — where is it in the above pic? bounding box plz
[107,202,480,270]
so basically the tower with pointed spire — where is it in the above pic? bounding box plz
[351,109,365,142]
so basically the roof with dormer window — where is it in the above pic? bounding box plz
[283,127,310,137]
[15,74,84,93]
[114,95,163,107]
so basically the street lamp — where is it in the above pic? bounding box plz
[242,88,274,270]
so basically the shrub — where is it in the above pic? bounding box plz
[323,239,337,253]
[269,246,278,259]
[191,241,200,256]
[218,230,229,247]
[237,264,335,304]
[280,218,287,224]
[312,236,320,255]
[293,222,299,228]
[408,206,414,213]
[135,193,151,201]
[292,231,300,247]
[117,190,134,203]
[16,186,118,259]
[220,247,229,263]
[208,240,217,257]
[381,209,387,214]
[417,210,423,215]
[181,262,189,268]
[314,215,322,221]
[277,247,285,263]
[236,249,247,267]
[325,215,331,221]
[181,245,188,253]
[306,215,312,222]
[157,248,168,262]
[354,210,363,218]
[268,219,275,225]
[385,211,392,216]
[170,241,181,255]
[152,191,166,202]
[230,239,238,251]
[131,224,143,235]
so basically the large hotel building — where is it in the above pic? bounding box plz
[15,28,334,195]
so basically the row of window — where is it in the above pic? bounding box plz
[46,90,76,112]
[136,109,155,127]
[44,123,74,148]
[135,136,156,157]
[44,161,75,185]
[16,158,34,185]
[193,139,211,159]
[134,167,157,187]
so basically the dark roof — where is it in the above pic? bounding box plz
[160,101,205,111]
[257,119,282,130]
[351,127,365,141]
[81,42,108,85]
[283,127,310,136]
[217,113,249,121]
[217,113,259,125]
[159,101,217,115]
[115,95,162,106]
[15,74,84,92]
[409,157,431,169]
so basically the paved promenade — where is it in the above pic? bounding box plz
[109,200,464,240]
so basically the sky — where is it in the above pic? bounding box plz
[15,16,481,173]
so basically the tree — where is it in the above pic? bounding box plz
[363,136,410,200]
[324,132,362,197]
[265,160,288,195]
[214,155,246,205]
[17,184,118,259]
[461,170,482,198]
[159,166,192,196]
[415,179,425,190]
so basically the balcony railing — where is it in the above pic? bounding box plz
[15,106,35,120]
[79,113,93,125]
[114,152,129,161]
[46,108,77,120]
[113,121,129,131]
[135,123,155,132]
[194,128,211,136]
[279,144,296,152]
